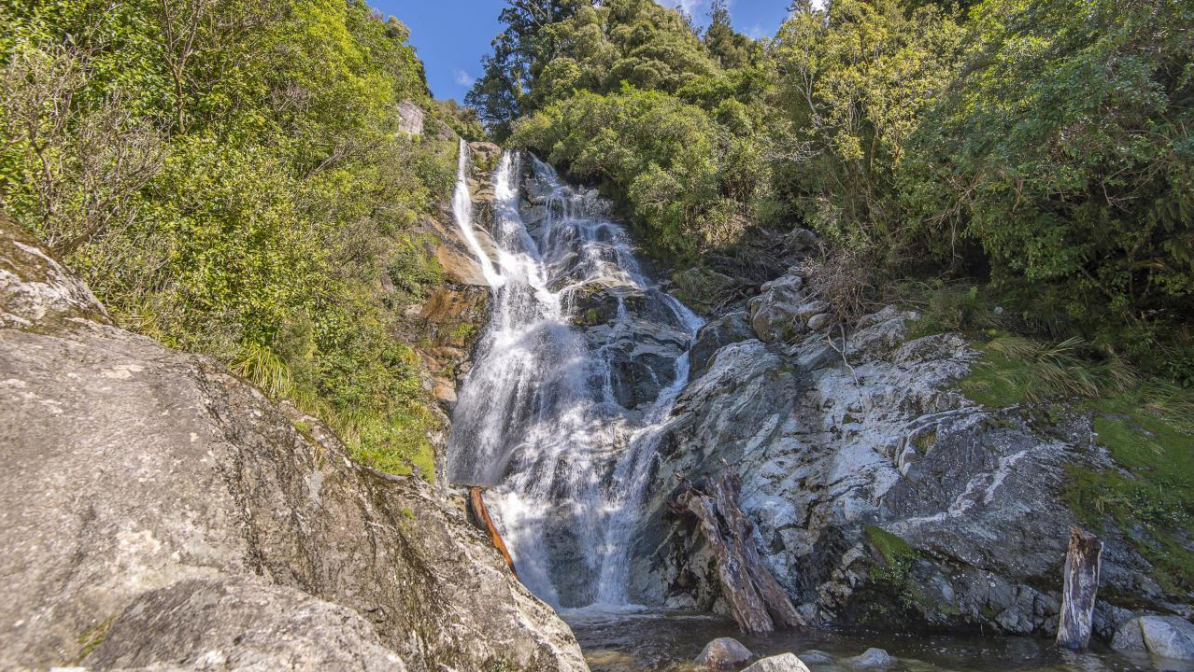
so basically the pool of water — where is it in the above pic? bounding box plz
[564,610,1194,672]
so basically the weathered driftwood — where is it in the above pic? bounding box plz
[468,486,519,580]
[669,469,805,633]
[1057,526,1102,650]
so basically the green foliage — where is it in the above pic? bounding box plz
[515,87,736,258]
[903,0,1194,366]
[962,336,1138,406]
[490,0,774,260]
[773,0,964,263]
[0,0,453,479]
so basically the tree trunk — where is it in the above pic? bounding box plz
[468,486,518,580]
[669,470,805,633]
[1056,526,1102,650]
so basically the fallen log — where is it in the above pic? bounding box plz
[468,486,519,580]
[669,469,804,633]
[1056,526,1102,650]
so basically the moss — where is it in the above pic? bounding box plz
[911,428,937,452]
[1062,393,1194,594]
[960,348,1029,408]
[866,525,917,566]
[401,506,415,520]
[76,616,115,662]
[292,419,313,440]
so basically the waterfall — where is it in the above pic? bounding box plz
[447,147,702,609]
[453,139,505,288]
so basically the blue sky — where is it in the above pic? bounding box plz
[368,1,794,102]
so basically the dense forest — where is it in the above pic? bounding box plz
[469,0,1194,389]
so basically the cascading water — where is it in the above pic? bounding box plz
[447,146,703,610]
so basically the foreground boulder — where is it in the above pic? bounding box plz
[0,216,587,671]
[742,653,812,672]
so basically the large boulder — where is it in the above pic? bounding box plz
[0,216,586,671]
[748,272,809,343]
[694,637,753,669]
[1112,615,1194,661]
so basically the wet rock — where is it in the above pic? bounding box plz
[0,217,586,672]
[743,653,812,672]
[1112,615,1194,661]
[695,637,753,669]
[844,648,894,668]
[798,650,836,664]
[689,311,754,381]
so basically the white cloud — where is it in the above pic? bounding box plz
[453,69,475,87]
[663,0,706,17]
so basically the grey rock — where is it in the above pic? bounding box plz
[398,100,425,136]
[695,637,753,669]
[806,313,831,332]
[786,228,819,253]
[0,217,586,672]
[844,648,894,668]
[798,650,836,664]
[689,311,754,381]
[625,275,1176,639]
[750,272,808,343]
[743,652,812,672]
[86,577,408,671]
[1113,615,1194,661]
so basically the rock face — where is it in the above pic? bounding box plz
[625,268,1185,641]
[398,100,425,136]
[0,217,586,671]
[688,310,753,381]
[1113,615,1194,661]
[411,140,501,417]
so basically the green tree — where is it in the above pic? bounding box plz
[902,0,1194,373]
[771,0,963,263]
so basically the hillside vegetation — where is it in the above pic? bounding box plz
[470,0,1194,384]
[0,0,474,477]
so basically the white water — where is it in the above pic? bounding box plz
[447,147,702,609]
[453,139,505,288]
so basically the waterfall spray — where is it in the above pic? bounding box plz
[448,149,701,609]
